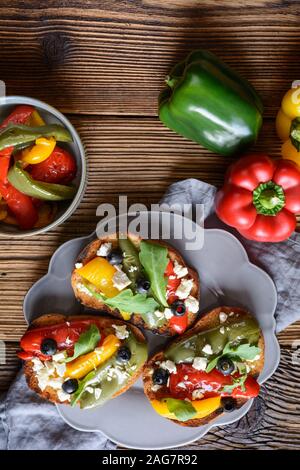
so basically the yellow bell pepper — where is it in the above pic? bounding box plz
[21,137,56,164]
[65,334,120,380]
[150,396,221,420]
[276,81,300,166]
[76,257,119,298]
[27,110,45,127]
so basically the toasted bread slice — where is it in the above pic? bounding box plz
[71,232,200,336]
[23,314,147,406]
[143,306,264,427]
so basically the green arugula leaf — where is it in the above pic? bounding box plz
[71,370,96,406]
[84,283,159,315]
[139,241,169,307]
[221,374,247,394]
[206,341,261,373]
[65,324,100,363]
[165,398,197,422]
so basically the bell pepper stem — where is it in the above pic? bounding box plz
[290,117,300,151]
[253,181,285,216]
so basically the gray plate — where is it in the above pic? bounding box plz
[23,213,280,449]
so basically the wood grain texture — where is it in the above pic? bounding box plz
[0,0,299,450]
[0,0,299,116]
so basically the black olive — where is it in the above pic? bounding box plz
[152,368,169,386]
[62,379,79,394]
[136,278,151,294]
[216,357,235,376]
[41,338,57,356]
[221,397,237,412]
[116,346,131,362]
[170,300,186,317]
[107,249,123,265]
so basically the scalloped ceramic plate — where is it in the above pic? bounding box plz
[23,212,280,450]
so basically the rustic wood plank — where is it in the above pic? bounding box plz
[0,0,299,116]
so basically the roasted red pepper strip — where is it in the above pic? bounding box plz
[215,153,300,242]
[0,146,13,183]
[0,182,38,229]
[0,105,34,130]
[18,318,105,360]
[169,364,259,399]
[165,260,189,334]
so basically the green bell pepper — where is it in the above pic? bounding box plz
[8,162,76,201]
[159,50,263,156]
[0,124,72,151]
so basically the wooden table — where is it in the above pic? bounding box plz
[0,0,299,450]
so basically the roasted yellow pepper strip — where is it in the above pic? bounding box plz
[150,396,221,420]
[276,81,300,166]
[28,110,45,127]
[76,257,119,298]
[21,136,56,164]
[65,334,120,380]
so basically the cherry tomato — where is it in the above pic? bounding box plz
[165,260,189,334]
[29,146,77,184]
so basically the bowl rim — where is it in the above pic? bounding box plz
[0,95,87,237]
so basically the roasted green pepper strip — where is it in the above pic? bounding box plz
[0,124,72,151]
[8,162,76,201]
[159,50,263,157]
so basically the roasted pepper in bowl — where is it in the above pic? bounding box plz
[159,50,263,156]
[276,81,300,166]
[215,153,300,242]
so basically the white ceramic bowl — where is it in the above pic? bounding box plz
[0,96,86,237]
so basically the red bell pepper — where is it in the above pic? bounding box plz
[0,105,34,129]
[18,318,105,361]
[215,153,300,242]
[169,364,259,400]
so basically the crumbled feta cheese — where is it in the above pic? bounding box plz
[176,382,186,389]
[65,336,72,346]
[54,362,66,378]
[112,324,129,340]
[85,386,94,394]
[44,361,55,375]
[94,388,102,400]
[47,377,64,390]
[57,389,71,402]
[164,308,174,320]
[219,327,225,335]
[184,375,188,380]
[160,360,177,374]
[184,296,199,314]
[229,311,235,317]
[219,312,228,323]
[77,284,93,297]
[154,310,164,319]
[202,344,213,355]
[192,357,208,370]
[128,265,138,273]
[31,357,44,371]
[151,384,162,392]
[246,364,251,373]
[192,389,204,400]
[112,270,131,290]
[169,275,176,280]
[173,260,188,279]
[175,278,193,300]
[52,352,66,362]
[75,262,83,269]
[96,242,112,257]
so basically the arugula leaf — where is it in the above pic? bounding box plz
[65,324,100,363]
[221,374,247,394]
[165,398,197,422]
[139,241,169,307]
[71,370,96,406]
[206,341,261,373]
[84,283,159,315]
